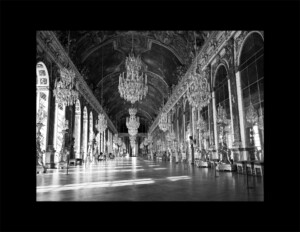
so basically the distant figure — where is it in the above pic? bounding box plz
[98,152,103,162]
[109,153,115,159]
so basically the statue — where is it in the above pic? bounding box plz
[219,142,231,164]
[36,105,47,173]
[201,148,208,162]
[36,126,47,173]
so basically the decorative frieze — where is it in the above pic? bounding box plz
[234,31,249,69]
[37,31,117,134]
[223,38,234,68]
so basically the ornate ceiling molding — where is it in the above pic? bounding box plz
[118,133,147,138]
[79,32,188,66]
[36,31,118,134]
[148,39,184,64]
[96,70,169,93]
[148,31,237,134]
[115,108,153,121]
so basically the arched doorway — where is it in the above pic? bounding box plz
[214,64,232,150]
[36,62,50,153]
[36,62,50,165]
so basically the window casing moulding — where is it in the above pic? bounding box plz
[36,31,118,134]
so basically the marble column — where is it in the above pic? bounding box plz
[82,111,88,160]
[212,91,219,160]
[74,110,81,159]
[198,109,201,150]
[176,112,179,163]
[236,71,247,160]
[228,78,235,147]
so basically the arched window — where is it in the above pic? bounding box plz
[214,65,231,147]
[240,33,264,158]
[36,62,50,156]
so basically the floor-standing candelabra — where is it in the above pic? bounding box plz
[217,104,231,164]
[245,102,259,161]
[58,119,69,169]
[36,105,47,173]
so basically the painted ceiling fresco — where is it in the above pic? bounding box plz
[54,31,210,131]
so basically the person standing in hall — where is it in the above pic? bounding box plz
[174,140,179,164]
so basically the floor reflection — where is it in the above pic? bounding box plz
[37,157,264,201]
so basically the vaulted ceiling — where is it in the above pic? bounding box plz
[54,31,210,131]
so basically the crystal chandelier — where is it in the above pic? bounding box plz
[147,134,153,142]
[158,111,170,132]
[118,137,123,147]
[187,68,211,110]
[130,135,136,148]
[143,138,148,146]
[140,143,144,149]
[126,108,140,136]
[166,130,175,142]
[258,108,264,130]
[169,131,176,141]
[98,113,107,133]
[113,134,119,145]
[217,104,229,125]
[157,139,161,147]
[53,67,79,107]
[246,102,258,125]
[118,33,148,104]
[187,34,211,110]
[197,114,208,132]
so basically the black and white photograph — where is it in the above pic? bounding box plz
[1,1,300,231]
[36,30,264,201]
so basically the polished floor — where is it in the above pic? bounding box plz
[36,157,264,201]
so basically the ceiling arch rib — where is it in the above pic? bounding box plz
[54,31,209,134]
[80,34,185,66]
[96,70,169,92]
[100,77,168,103]
[107,98,159,120]
[115,108,153,121]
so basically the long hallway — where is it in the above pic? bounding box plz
[37,157,263,201]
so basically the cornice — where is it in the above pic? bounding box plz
[36,31,118,134]
[118,133,147,137]
[148,31,237,134]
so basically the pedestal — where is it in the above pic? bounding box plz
[45,145,57,169]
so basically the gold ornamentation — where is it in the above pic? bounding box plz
[53,67,79,107]
[126,108,140,136]
[246,102,258,125]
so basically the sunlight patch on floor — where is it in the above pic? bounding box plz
[37,178,155,193]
